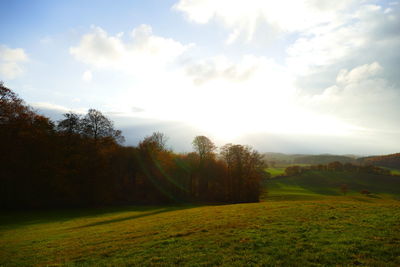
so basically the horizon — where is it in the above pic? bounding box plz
[1,0,399,155]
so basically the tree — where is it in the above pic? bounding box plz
[80,109,124,143]
[191,136,216,199]
[0,82,34,125]
[192,135,216,161]
[57,112,81,134]
[220,144,265,202]
[327,161,343,171]
[139,132,169,154]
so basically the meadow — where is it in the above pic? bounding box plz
[264,167,286,177]
[1,171,399,266]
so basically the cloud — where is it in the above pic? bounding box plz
[288,3,400,82]
[184,55,264,85]
[286,3,400,152]
[336,62,382,85]
[70,25,193,75]
[299,62,400,135]
[0,45,28,79]
[82,70,92,82]
[174,0,356,43]
[62,3,400,153]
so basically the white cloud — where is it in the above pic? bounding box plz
[63,3,399,151]
[184,55,265,85]
[0,45,28,79]
[82,70,92,82]
[336,62,382,85]
[174,0,356,43]
[287,3,400,77]
[70,25,193,75]
[299,62,400,134]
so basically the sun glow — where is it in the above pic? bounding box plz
[110,57,358,142]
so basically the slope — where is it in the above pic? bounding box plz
[265,170,400,200]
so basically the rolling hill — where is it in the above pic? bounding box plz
[1,170,399,266]
[1,196,399,266]
[264,170,400,200]
[358,153,400,169]
[263,152,356,166]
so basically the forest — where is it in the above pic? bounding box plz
[0,83,267,209]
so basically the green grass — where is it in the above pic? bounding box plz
[393,169,400,175]
[265,167,286,177]
[1,198,399,266]
[265,170,400,200]
[265,164,312,178]
[380,166,400,176]
[1,170,399,266]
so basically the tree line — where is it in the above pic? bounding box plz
[0,83,267,209]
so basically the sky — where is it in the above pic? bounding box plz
[1,0,399,155]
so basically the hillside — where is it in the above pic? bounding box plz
[263,153,356,166]
[1,170,400,266]
[293,155,355,165]
[1,197,399,266]
[358,153,400,169]
[265,170,400,200]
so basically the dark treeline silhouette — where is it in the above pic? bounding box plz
[284,161,392,176]
[0,83,267,209]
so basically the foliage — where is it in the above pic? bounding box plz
[192,135,216,161]
[0,85,264,208]
[220,144,266,202]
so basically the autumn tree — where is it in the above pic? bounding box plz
[191,136,216,198]
[139,132,169,154]
[80,109,124,143]
[192,135,216,161]
[57,112,81,135]
[220,144,265,202]
[1,83,265,208]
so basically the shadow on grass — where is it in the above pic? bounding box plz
[71,206,189,229]
[0,204,198,231]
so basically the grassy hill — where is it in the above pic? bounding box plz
[265,170,400,200]
[263,152,356,166]
[1,171,399,266]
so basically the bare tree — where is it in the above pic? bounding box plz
[139,132,169,153]
[57,112,81,134]
[192,135,216,161]
[79,109,124,143]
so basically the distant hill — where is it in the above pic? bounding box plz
[293,155,355,165]
[263,152,356,166]
[358,153,400,169]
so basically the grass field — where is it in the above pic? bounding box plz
[265,170,400,200]
[265,164,311,178]
[380,166,400,176]
[264,167,286,177]
[1,171,399,266]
